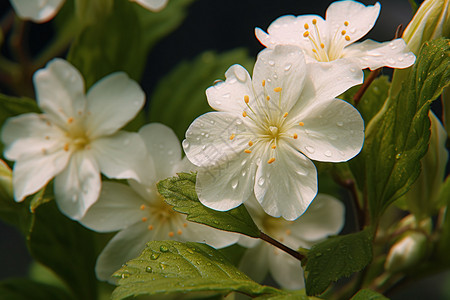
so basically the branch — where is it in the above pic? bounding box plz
[259,231,305,261]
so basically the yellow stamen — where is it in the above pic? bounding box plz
[142,217,148,222]
[320,43,325,49]
[148,225,153,230]
[67,117,74,124]
[177,229,182,235]
[242,111,247,117]
[140,204,146,210]
[230,134,235,140]
[248,141,253,146]
[274,87,282,92]
[341,30,346,35]
[45,136,50,140]
[63,143,69,151]
[169,231,174,237]
[303,31,310,38]
[293,133,298,139]
[266,95,270,101]
[304,23,309,29]
[262,80,266,87]
[299,122,304,126]
[271,145,277,149]
[345,35,351,41]
[244,95,250,103]
[312,49,317,53]
[267,157,276,164]
[244,149,252,154]
[344,21,349,26]
[183,223,188,228]
[312,19,317,25]
[283,112,288,118]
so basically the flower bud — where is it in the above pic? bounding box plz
[385,231,428,273]
[0,159,13,200]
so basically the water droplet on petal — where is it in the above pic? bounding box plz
[398,56,404,62]
[145,266,153,273]
[231,178,239,189]
[273,73,278,79]
[210,120,215,125]
[258,177,265,186]
[324,150,332,157]
[349,28,356,34]
[284,64,292,71]
[387,58,395,65]
[182,140,190,149]
[268,60,275,66]
[201,145,206,150]
[234,68,247,82]
[236,119,242,125]
[336,121,344,127]
[160,245,169,252]
[305,146,315,153]
[222,93,231,99]
[205,133,209,138]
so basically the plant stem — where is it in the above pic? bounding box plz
[353,68,381,106]
[259,231,305,261]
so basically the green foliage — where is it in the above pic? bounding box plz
[149,49,254,140]
[0,278,74,300]
[112,241,282,300]
[304,228,373,296]
[157,172,261,238]
[255,290,312,300]
[437,176,450,265]
[350,289,389,300]
[350,38,450,221]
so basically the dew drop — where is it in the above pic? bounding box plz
[349,28,356,34]
[234,68,247,82]
[199,122,204,127]
[241,159,248,166]
[222,93,231,99]
[159,263,166,270]
[315,252,322,257]
[305,146,315,153]
[201,145,206,150]
[205,133,210,138]
[145,266,153,273]
[182,140,190,149]
[284,64,292,71]
[273,73,278,79]
[215,100,222,105]
[236,119,243,125]
[210,120,215,125]
[268,60,275,66]
[395,153,401,160]
[350,68,356,73]
[324,150,332,157]
[160,245,169,252]
[257,177,265,186]
[398,56,404,62]
[231,178,239,189]
[336,121,344,127]
[150,253,160,260]
[241,170,247,177]
[387,58,395,65]
[186,248,194,254]
[296,169,308,176]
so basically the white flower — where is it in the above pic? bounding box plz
[80,123,238,282]
[9,0,168,23]
[255,0,416,70]
[1,58,147,220]
[239,194,345,290]
[183,45,364,220]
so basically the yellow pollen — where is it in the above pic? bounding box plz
[46,121,51,126]
[271,145,277,149]
[267,157,276,164]
[243,111,247,117]
[142,217,148,222]
[341,30,346,35]
[183,223,188,228]
[140,204,146,210]
[63,143,69,151]
[320,43,325,49]
[274,87,282,92]
[262,80,266,87]
[304,23,309,29]
[229,134,235,140]
[283,112,288,118]
[312,49,317,53]
[344,21,349,26]
[169,231,174,237]
[293,133,298,139]
[303,31,310,38]
[244,95,249,103]
[41,148,46,154]
[248,141,253,146]
[345,35,351,41]
[148,225,153,230]
[67,117,74,124]
[266,95,270,101]
[45,136,50,140]
[177,229,182,235]
[286,229,291,235]
[312,19,317,25]
[299,122,304,126]
[244,149,252,154]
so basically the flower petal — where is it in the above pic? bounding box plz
[254,143,318,220]
[1,113,66,160]
[196,150,258,212]
[288,194,345,242]
[10,0,64,23]
[95,222,152,282]
[252,45,306,113]
[239,243,270,283]
[183,112,248,167]
[79,182,148,232]
[206,65,253,113]
[268,248,305,290]
[183,221,239,249]
[54,151,101,220]
[85,72,145,139]
[326,1,380,44]
[138,123,182,179]
[34,59,86,128]
[90,131,148,182]
[133,0,168,12]
[343,39,416,70]
[12,149,70,201]
[291,98,364,162]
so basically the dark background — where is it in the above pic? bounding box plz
[2,0,450,299]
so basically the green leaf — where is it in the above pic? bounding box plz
[437,175,450,265]
[27,201,98,300]
[349,38,450,221]
[0,159,13,201]
[157,172,261,238]
[112,241,283,300]
[350,289,389,300]
[0,94,39,155]
[149,49,254,140]
[304,228,373,296]
[0,278,74,300]
[255,289,312,300]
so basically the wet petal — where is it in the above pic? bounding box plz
[10,0,64,23]
[268,248,305,290]
[183,221,239,249]
[133,0,168,11]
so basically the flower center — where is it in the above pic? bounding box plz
[302,19,351,62]
[63,116,91,152]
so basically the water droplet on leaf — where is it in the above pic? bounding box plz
[160,245,169,252]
